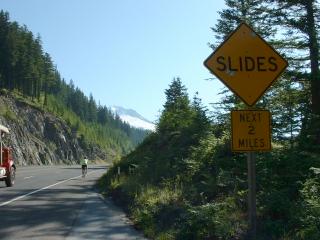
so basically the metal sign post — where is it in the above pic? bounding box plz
[204,23,288,238]
[247,152,257,238]
[231,110,267,238]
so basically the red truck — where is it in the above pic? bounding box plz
[0,125,16,187]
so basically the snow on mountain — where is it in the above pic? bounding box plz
[111,106,155,131]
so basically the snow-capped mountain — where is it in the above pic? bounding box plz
[111,106,155,131]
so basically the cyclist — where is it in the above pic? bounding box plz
[80,156,88,177]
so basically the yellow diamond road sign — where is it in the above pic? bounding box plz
[204,23,288,106]
[231,110,271,152]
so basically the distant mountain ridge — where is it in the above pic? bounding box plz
[111,106,155,131]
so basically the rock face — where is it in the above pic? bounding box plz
[0,95,107,166]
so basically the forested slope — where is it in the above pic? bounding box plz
[0,10,149,164]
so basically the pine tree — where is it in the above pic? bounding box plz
[210,0,274,49]
[266,0,320,144]
[87,93,97,122]
[42,53,55,106]
[190,92,210,140]
[209,0,274,130]
[0,11,11,89]
[210,0,311,142]
[97,105,108,125]
[158,77,192,133]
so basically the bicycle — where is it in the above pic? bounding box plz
[82,165,87,178]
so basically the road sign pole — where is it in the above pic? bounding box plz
[247,152,257,238]
[204,22,287,239]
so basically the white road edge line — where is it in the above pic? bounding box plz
[0,171,98,207]
[24,176,34,179]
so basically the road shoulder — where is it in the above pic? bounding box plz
[66,190,147,240]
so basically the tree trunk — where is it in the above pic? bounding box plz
[305,0,320,143]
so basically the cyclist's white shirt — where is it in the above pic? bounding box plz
[80,158,88,165]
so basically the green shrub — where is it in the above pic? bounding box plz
[295,168,320,240]
[156,231,176,240]
[177,197,247,240]
[131,184,185,239]
[3,107,18,122]
[4,109,15,120]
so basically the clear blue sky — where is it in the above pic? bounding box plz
[1,0,226,121]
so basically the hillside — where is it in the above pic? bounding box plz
[103,78,320,240]
[0,10,149,164]
[0,89,149,166]
[0,93,108,165]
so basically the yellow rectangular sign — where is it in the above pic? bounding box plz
[231,110,271,152]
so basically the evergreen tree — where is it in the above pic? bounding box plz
[158,77,192,133]
[190,92,211,142]
[209,0,311,142]
[87,93,97,122]
[0,11,11,89]
[97,105,108,125]
[210,0,274,49]
[209,0,275,134]
[266,0,320,144]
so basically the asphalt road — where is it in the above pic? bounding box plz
[0,165,146,240]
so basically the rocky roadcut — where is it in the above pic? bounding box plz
[0,94,106,165]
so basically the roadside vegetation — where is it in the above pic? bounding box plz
[103,77,320,239]
[102,1,320,239]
